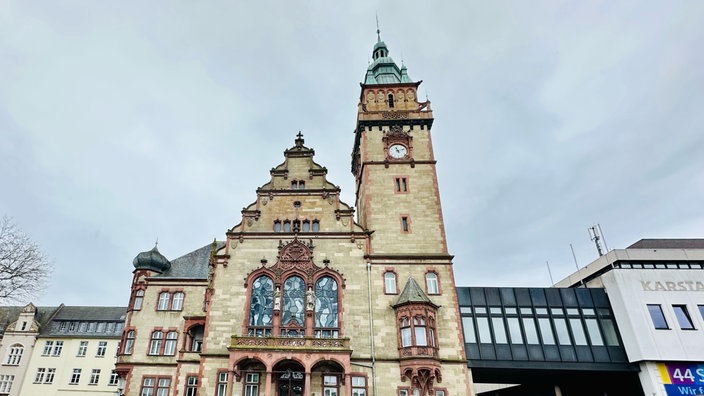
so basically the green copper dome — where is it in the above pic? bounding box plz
[364,37,413,85]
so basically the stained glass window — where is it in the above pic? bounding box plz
[282,276,305,327]
[315,276,338,332]
[249,276,274,328]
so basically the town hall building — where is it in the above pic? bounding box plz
[115,33,473,396]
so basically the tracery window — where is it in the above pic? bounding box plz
[248,276,274,336]
[314,276,339,338]
[282,276,306,336]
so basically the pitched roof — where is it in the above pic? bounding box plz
[154,241,225,279]
[0,305,62,335]
[393,277,438,308]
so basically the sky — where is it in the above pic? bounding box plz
[1,1,702,307]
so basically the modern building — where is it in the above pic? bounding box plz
[115,32,472,396]
[0,304,126,396]
[555,239,704,396]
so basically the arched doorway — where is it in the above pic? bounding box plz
[274,361,305,396]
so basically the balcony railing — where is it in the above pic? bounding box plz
[231,335,351,352]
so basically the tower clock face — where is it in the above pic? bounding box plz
[388,144,408,159]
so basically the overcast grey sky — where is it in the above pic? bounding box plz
[1,1,702,307]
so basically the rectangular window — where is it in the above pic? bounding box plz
[52,341,63,356]
[401,327,412,347]
[600,318,619,346]
[351,376,366,396]
[97,322,106,332]
[245,373,259,396]
[491,317,507,344]
[461,317,476,343]
[46,368,55,384]
[569,318,588,345]
[673,305,695,330]
[699,305,704,321]
[538,318,555,345]
[394,177,408,192]
[507,317,523,344]
[477,317,492,343]
[216,372,228,396]
[585,319,604,346]
[185,376,197,396]
[96,341,107,357]
[554,318,571,345]
[0,375,14,393]
[70,368,81,385]
[6,346,22,365]
[384,272,397,294]
[323,375,338,396]
[171,292,184,310]
[42,341,53,356]
[90,369,100,385]
[34,368,45,383]
[78,341,88,357]
[401,216,409,232]
[399,390,409,396]
[647,304,669,329]
[141,377,171,396]
[109,372,119,386]
[522,318,540,344]
[158,292,171,310]
[425,273,439,295]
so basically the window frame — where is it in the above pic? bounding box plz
[425,272,439,295]
[96,341,107,357]
[164,331,178,356]
[77,341,88,357]
[216,371,228,396]
[322,374,339,396]
[400,215,410,233]
[171,292,185,311]
[89,369,100,385]
[394,176,408,193]
[647,304,670,330]
[5,344,23,365]
[0,374,14,393]
[140,376,171,396]
[124,329,136,355]
[673,304,696,330]
[384,271,398,294]
[244,372,260,396]
[69,368,81,385]
[133,289,145,310]
[185,375,198,396]
[351,375,367,396]
[157,292,171,311]
[52,341,63,356]
[149,330,164,355]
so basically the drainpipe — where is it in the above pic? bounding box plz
[366,261,377,396]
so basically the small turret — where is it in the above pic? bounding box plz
[133,245,170,273]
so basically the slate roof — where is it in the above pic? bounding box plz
[0,305,61,335]
[154,241,225,279]
[51,306,126,321]
[393,277,438,308]
[627,239,704,249]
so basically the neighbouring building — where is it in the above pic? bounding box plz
[115,32,473,396]
[555,239,704,396]
[0,304,126,396]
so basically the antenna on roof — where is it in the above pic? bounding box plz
[546,260,555,285]
[588,224,606,256]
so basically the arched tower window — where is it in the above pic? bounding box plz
[314,276,339,338]
[388,93,395,108]
[282,276,306,336]
[248,275,274,336]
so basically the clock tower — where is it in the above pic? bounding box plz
[352,33,447,256]
[352,31,472,395]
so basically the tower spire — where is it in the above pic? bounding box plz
[376,14,381,42]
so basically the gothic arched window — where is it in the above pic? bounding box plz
[314,276,339,338]
[282,276,306,334]
[248,275,274,336]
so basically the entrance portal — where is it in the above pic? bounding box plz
[277,369,304,396]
